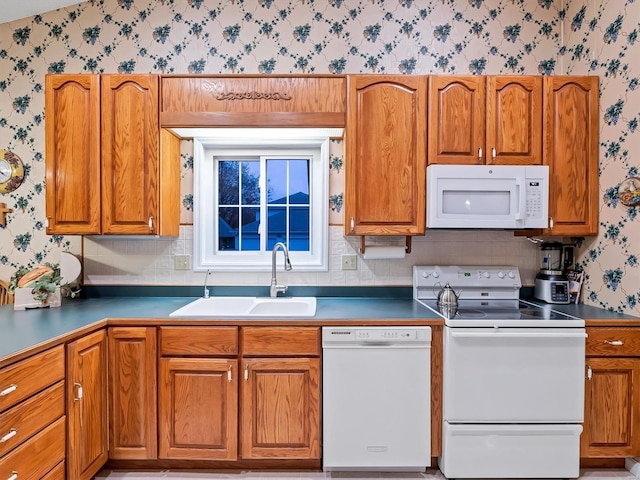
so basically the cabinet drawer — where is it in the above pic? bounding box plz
[41,461,65,480]
[0,381,65,457]
[242,327,320,356]
[0,416,65,480]
[586,327,640,356]
[160,327,238,356]
[0,346,64,412]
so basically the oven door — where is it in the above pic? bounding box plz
[443,327,586,423]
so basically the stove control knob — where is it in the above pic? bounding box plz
[422,271,429,278]
[508,271,516,279]
[482,271,490,278]
[497,271,505,279]
[432,272,440,278]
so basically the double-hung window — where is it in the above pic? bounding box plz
[192,129,337,271]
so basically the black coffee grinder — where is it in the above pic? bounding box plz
[533,241,570,304]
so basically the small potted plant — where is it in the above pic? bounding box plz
[9,263,62,310]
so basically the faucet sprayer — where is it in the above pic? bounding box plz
[203,269,212,298]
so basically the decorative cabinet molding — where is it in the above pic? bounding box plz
[345,74,427,236]
[160,75,346,127]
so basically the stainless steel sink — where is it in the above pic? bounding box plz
[169,296,317,318]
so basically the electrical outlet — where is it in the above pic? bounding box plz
[341,254,357,270]
[174,255,191,270]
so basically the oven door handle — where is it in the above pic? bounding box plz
[450,331,587,339]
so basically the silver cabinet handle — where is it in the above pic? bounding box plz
[586,364,592,380]
[478,147,483,161]
[549,216,554,229]
[73,382,83,402]
[148,216,154,231]
[0,428,17,443]
[244,364,249,381]
[605,339,624,346]
[227,365,232,383]
[491,147,496,160]
[0,384,16,397]
[350,217,355,231]
[7,472,18,480]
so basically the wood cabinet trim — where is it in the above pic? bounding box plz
[241,327,320,356]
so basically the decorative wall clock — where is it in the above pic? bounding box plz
[0,150,25,194]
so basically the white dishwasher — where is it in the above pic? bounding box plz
[322,326,431,472]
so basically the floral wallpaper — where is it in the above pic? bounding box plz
[0,0,637,316]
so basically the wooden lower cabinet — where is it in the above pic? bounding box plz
[159,357,238,460]
[67,329,108,480]
[241,357,320,459]
[108,327,157,459]
[582,357,640,457]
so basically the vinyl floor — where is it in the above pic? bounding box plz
[94,468,636,480]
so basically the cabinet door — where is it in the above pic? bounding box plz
[101,74,159,234]
[241,357,320,459]
[345,75,426,235]
[45,74,101,234]
[159,358,238,460]
[486,76,542,165]
[582,357,640,457]
[108,327,157,459]
[543,76,599,235]
[428,75,485,165]
[67,329,108,480]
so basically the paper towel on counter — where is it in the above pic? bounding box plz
[362,246,406,260]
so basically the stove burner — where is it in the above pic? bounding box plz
[519,308,547,318]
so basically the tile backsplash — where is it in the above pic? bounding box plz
[83,226,542,287]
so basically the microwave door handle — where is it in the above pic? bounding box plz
[515,177,526,222]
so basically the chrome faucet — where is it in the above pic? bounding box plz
[270,242,292,298]
[203,269,212,298]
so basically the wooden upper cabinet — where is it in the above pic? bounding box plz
[160,76,346,127]
[486,76,542,165]
[429,75,542,165]
[67,329,108,480]
[101,74,161,234]
[45,74,101,234]
[428,75,485,165]
[543,76,599,236]
[108,327,157,460]
[345,75,427,236]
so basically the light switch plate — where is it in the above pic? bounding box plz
[174,255,191,270]
[341,254,357,270]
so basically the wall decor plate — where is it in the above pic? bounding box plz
[0,150,25,194]
[618,177,640,207]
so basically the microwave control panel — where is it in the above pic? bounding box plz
[525,180,544,219]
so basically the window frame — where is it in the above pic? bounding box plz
[192,130,335,272]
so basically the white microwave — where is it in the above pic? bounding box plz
[426,164,549,229]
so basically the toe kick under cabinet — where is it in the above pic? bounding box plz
[0,346,66,480]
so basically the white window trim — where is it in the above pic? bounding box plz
[192,129,340,272]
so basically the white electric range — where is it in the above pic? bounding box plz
[413,265,586,479]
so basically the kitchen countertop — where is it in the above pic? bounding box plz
[0,295,638,367]
[0,296,438,365]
